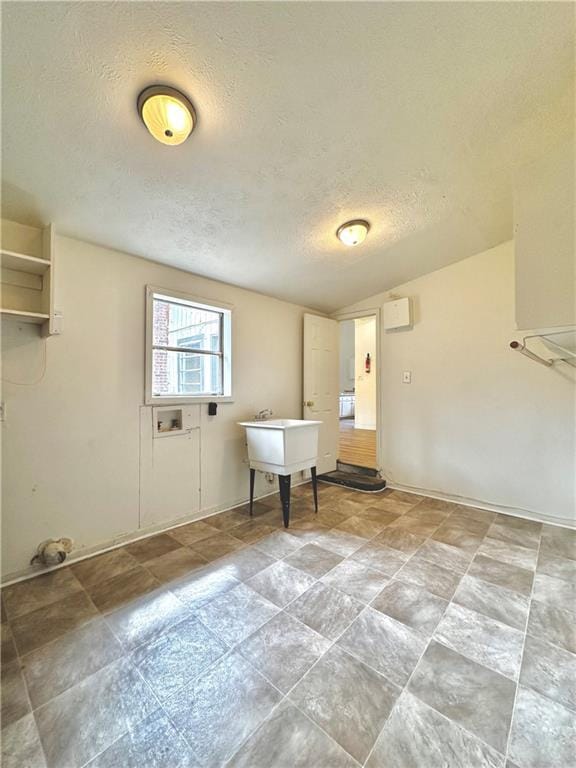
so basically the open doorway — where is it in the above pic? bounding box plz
[303,310,384,491]
[338,316,377,470]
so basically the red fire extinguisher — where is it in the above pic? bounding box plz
[365,353,371,374]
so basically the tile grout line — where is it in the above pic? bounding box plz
[148,646,243,768]
[424,511,518,737]
[503,527,544,764]
[428,606,526,682]
[286,628,399,765]
[20,586,216,767]
[227,660,363,768]
[4,622,47,766]
[77,654,170,768]
[154,566,302,765]
[506,673,576,717]
[284,579,462,766]
[195,543,384,766]
[78,641,231,768]
[24,527,458,767]
[141,620,283,768]
[360,606,436,767]
[17,584,105,768]
[522,602,576,655]
[363,508,519,767]
[433,514,541,759]
[267,504,535,702]
[36,655,151,768]
[425,516,536,679]
[230,602,377,766]
[103,599,194,656]
[4,491,565,768]
[203,587,365,768]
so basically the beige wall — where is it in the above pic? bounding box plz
[1,230,311,580]
[354,316,377,430]
[340,241,575,526]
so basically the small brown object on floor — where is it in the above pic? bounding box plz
[30,537,74,567]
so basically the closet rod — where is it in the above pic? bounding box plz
[509,341,553,367]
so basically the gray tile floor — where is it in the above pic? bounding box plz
[1,484,575,767]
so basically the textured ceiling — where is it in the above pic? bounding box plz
[2,1,574,312]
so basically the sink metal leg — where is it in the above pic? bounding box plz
[311,466,318,513]
[279,474,291,528]
[249,468,256,517]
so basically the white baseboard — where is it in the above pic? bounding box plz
[1,482,308,588]
[386,482,576,530]
[5,479,573,587]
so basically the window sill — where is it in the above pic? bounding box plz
[146,395,234,406]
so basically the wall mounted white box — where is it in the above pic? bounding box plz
[383,297,411,330]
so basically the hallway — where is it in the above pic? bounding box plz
[339,420,377,469]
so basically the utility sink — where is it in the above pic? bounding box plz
[238,419,321,474]
[238,419,322,528]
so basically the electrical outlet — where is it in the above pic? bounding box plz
[402,371,412,384]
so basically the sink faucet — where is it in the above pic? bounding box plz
[254,409,273,421]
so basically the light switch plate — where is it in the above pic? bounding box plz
[402,371,412,384]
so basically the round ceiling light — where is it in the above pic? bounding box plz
[137,85,196,146]
[336,219,370,246]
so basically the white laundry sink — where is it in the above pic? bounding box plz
[238,419,321,474]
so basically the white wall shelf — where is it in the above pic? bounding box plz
[0,221,57,336]
[0,308,50,323]
[1,249,51,275]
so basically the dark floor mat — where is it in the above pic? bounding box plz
[318,470,387,492]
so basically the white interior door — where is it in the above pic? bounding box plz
[303,313,339,474]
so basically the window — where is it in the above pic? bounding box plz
[146,287,232,403]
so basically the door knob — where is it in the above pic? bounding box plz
[304,400,314,407]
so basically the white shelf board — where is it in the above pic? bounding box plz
[1,308,50,324]
[1,249,51,275]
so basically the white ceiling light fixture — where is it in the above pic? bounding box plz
[137,85,196,146]
[337,219,370,246]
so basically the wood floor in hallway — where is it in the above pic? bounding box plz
[339,419,377,469]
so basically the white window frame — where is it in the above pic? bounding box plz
[145,285,233,405]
